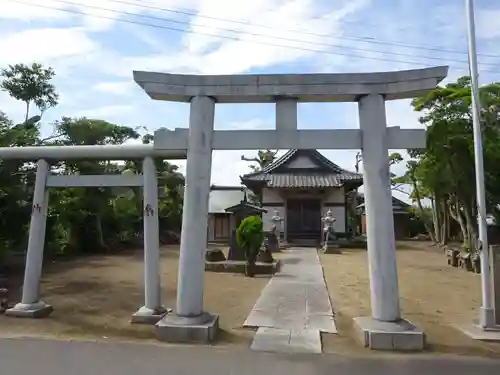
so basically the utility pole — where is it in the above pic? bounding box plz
[465,0,494,328]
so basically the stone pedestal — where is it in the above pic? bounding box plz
[353,317,425,350]
[131,306,170,325]
[6,301,53,318]
[227,230,246,261]
[265,231,280,253]
[155,312,219,343]
[323,243,341,254]
[459,245,500,341]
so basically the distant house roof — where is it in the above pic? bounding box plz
[357,192,411,214]
[240,149,363,189]
[208,186,246,213]
[225,201,268,214]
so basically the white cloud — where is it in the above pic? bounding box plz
[93,81,136,96]
[0,27,100,67]
[74,104,134,119]
[0,0,71,21]
[97,0,371,76]
[476,8,500,40]
[0,90,25,120]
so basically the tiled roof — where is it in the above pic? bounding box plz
[247,173,360,188]
[240,149,362,188]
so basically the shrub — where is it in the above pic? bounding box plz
[236,216,264,272]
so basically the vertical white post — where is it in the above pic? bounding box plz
[276,98,298,131]
[143,156,161,310]
[7,159,53,317]
[176,95,215,317]
[132,157,165,323]
[465,0,494,328]
[358,94,400,322]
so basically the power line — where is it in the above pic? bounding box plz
[126,0,416,33]
[106,0,500,59]
[44,0,500,67]
[5,0,500,74]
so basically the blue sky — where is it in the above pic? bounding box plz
[1,0,499,201]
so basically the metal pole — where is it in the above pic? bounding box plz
[465,0,494,327]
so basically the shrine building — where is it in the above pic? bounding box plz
[207,149,412,245]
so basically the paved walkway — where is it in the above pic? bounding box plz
[1,338,500,374]
[243,247,336,353]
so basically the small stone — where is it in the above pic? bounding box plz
[205,248,226,262]
[257,249,274,263]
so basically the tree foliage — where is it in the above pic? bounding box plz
[395,76,500,250]
[0,63,184,264]
[1,63,58,122]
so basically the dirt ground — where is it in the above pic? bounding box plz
[0,246,269,346]
[320,241,500,358]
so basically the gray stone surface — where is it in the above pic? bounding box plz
[131,307,171,325]
[244,248,336,354]
[133,67,448,103]
[1,337,500,375]
[353,317,425,351]
[5,303,53,318]
[155,312,219,343]
[251,327,322,354]
[457,324,500,342]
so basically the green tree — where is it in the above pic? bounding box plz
[395,76,500,249]
[1,63,58,123]
[241,149,278,171]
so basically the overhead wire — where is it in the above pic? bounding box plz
[33,0,500,69]
[4,0,500,74]
[104,0,500,59]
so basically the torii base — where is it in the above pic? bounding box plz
[5,301,53,319]
[131,306,171,325]
[353,316,425,351]
[155,311,219,343]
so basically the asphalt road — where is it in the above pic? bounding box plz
[1,338,500,375]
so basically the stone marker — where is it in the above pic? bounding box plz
[227,230,246,261]
[265,230,280,253]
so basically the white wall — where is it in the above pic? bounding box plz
[262,188,284,232]
[324,187,344,203]
[262,188,282,203]
[321,206,345,232]
[322,187,346,232]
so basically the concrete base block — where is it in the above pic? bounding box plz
[155,312,219,343]
[457,324,500,342]
[323,244,341,254]
[131,306,171,325]
[205,260,280,275]
[478,307,497,328]
[5,301,54,318]
[353,316,425,351]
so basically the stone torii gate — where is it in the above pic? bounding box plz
[0,145,186,324]
[134,66,448,350]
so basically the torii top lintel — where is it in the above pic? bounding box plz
[133,66,448,104]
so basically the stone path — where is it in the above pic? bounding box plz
[243,247,336,354]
